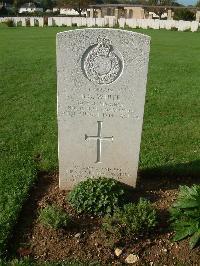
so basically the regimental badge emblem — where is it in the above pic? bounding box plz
[82,37,123,85]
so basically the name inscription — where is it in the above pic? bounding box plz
[60,92,139,119]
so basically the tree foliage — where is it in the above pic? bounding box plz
[58,0,95,16]
[174,8,195,21]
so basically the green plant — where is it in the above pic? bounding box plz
[171,27,178,31]
[174,9,195,21]
[169,185,200,249]
[68,177,124,215]
[39,205,71,229]
[4,20,14,27]
[102,198,157,239]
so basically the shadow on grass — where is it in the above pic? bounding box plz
[7,171,55,258]
[137,160,200,190]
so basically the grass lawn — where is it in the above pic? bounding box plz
[0,27,200,258]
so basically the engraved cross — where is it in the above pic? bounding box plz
[85,121,113,163]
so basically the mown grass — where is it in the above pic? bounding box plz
[0,27,200,258]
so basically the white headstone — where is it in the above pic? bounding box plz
[159,20,166,29]
[118,18,125,28]
[87,18,96,27]
[178,20,184,31]
[108,17,116,27]
[30,17,35,26]
[57,29,150,190]
[81,17,87,27]
[165,20,172,30]
[147,19,154,29]
[140,19,148,29]
[96,18,104,27]
[48,17,53,26]
[39,17,44,27]
[153,20,160,30]
[191,21,199,32]
[72,17,82,27]
[22,18,26,27]
[126,19,137,28]
[66,17,72,27]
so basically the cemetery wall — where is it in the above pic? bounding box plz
[0,16,199,32]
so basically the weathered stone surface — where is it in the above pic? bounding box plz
[57,29,150,190]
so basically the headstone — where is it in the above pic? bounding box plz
[109,17,116,27]
[72,17,82,27]
[104,16,109,26]
[48,17,53,26]
[126,19,137,28]
[140,19,148,29]
[81,17,87,27]
[159,20,165,29]
[96,18,104,27]
[30,17,35,26]
[66,17,72,27]
[153,19,160,30]
[22,17,26,27]
[86,18,96,27]
[165,20,172,30]
[178,20,184,31]
[147,19,154,29]
[53,18,57,26]
[57,29,150,190]
[191,21,199,32]
[39,17,44,27]
[118,18,125,28]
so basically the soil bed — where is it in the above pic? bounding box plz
[9,173,200,265]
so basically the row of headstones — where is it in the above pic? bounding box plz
[123,18,199,32]
[48,17,199,32]
[0,16,199,32]
[47,17,115,27]
[0,17,44,27]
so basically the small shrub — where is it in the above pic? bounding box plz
[39,204,71,229]
[171,27,178,31]
[4,19,14,27]
[102,198,157,239]
[68,177,124,215]
[169,185,200,249]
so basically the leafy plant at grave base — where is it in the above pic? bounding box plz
[39,204,71,229]
[0,258,100,266]
[68,177,125,215]
[169,185,200,249]
[102,198,157,239]
[6,20,14,27]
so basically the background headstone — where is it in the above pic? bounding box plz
[48,17,53,26]
[39,17,44,27]
[191,21,199,32]
[57,29,150,189]
[118,18,125,28]
[30,17,35,27]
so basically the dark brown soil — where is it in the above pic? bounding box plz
[9,173,200,265]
